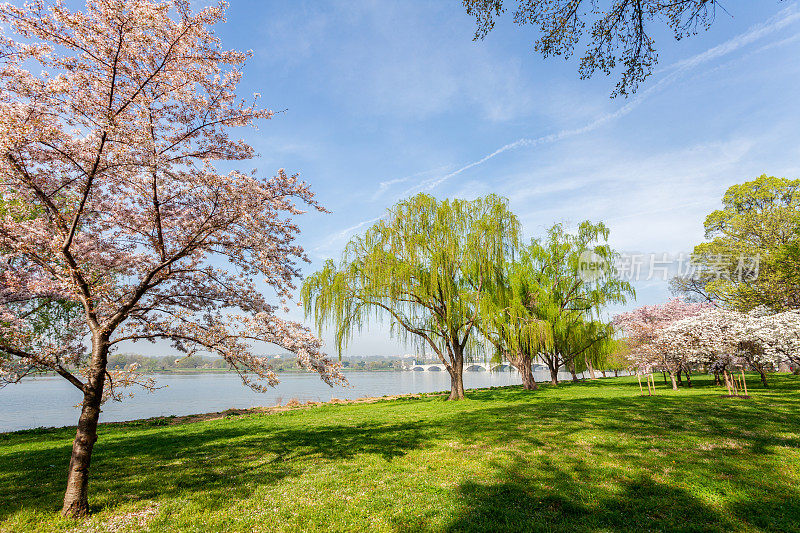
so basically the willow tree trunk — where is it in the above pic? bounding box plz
[586,356,597,380]
[513,355,537,391]
[548,364,559,386]
[446,346,466,400]
[542,355,559,385]
[569,362,579,382]
[62,334,109,517]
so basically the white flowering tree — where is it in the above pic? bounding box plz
[655,308,744,390]
[730,309,799,386]
[613,298,709,389]
[0,0,343,517]
[758,310,800,370]
[653,307,797,389]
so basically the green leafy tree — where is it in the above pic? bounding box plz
[673,175,800,312]
[525,222,633,385]
[599,338,633,377]
[302,193,520,400]
[573,320,616,380]
[478,258,552,390]
[775,228,800,309]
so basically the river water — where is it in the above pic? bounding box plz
[0,369,577,433]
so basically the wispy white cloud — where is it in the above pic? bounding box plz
[312,216,383,260]
[663,3,800,72]
[316,4,800,251]
[370,165,453,200]
[404,4,800,196]
[372,178,409,200]
[509,136,759,251]
[258,2,538,122]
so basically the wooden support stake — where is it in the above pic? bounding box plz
[741,368,748,396]
[724,370,732,396]
[637,373,644,395]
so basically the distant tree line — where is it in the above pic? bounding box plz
[106,353,230,372]
[104,353,406,373]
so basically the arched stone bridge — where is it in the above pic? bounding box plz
[405,363,516,372]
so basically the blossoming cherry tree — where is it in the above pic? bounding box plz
[0,0,343,517]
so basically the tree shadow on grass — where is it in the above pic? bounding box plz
[441,459,735,533]
[0,417,434,519]
[450,391,800,458]
[436,383,800,532]
[2,374,798,524]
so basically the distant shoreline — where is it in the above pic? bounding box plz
[25,368,411,378]
[2,388,452,435]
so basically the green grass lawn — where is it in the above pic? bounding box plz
[2,374,799,532]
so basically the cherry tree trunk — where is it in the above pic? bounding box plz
[62,335,109,517]
[758,368,768,388]
[684,369,692,388]
[669,370,678,391]
[446,347,465,400]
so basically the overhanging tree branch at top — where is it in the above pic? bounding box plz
[463,0,728,97]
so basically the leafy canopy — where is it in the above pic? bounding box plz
[302,193,520,358]
[674,174,800,312]
[478,220,632,379]
[526,221,633,363]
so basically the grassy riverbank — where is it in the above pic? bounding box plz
[2,374,799,532]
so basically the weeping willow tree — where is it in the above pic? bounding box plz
[478,256,552,390]
[302,193,520,400]
[600,338,633,377]
[569,320,617,380]
[526,222,634,385]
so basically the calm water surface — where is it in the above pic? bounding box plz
[0,369,577,433]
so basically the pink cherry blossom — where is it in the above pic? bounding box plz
[0,0,343,516]
[613,298,710,385]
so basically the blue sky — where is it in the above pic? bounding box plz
[204,1,800,357]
